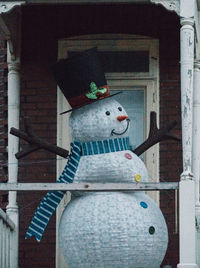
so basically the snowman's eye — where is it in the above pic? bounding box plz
[118,107,122,111]
[105,111,110,116]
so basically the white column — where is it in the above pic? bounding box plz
[6,41,20,268]
[177,17,197,268]
[180,18,194,175]
[193,61,200,266]
[193,60,200,267]
[193,60,200,209]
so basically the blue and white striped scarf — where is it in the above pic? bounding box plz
[25,137,130,242]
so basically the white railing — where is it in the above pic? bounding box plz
[0,208,15,268]
[0,181,178,268]
[0,182,179,191]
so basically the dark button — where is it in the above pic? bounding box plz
[149,226,155,235]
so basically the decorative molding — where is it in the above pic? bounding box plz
[150,0,180,16]
[8,62,20,73]
[181,17,194,27]
[180,171,194,181]
[7,39,16,61]
[0,2,25,14]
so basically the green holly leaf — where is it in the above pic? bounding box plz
[85,82,107,100]
[90,82,98,93]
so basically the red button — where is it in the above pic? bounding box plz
[125,153,132,160]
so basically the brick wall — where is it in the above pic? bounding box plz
[0,29,8,210]
[18,62,57,267]
[160,30,181,267]
[18,3,181,267]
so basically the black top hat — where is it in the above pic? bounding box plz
[52,48,120,114]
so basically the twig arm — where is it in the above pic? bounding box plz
[133,112,180,156]
[10,127,69,159]
[15,145,41,159]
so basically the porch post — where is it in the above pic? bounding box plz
[177,14,197,268]
[193,59,200,267]
[6,44,20,268]
[193,60,200,210]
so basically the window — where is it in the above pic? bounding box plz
[56,34,159,268]
[69,50,149,72]
[109,88,145,153]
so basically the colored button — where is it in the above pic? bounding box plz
[149,226,155,235]
[140,201,148,208]
[134,174,141,182]
[125,153,132,159]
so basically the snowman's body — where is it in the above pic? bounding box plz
[74,150,148,184]
[70,98,148,185]
[59,98,168,268]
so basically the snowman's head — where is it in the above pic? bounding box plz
[69,98,130,142]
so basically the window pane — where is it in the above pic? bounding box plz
[68,51,149,72]
[110,89,145,151]
[99,51,149,72]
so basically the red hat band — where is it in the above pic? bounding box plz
[68,85,110,110]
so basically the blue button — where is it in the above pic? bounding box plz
[140,201,148,208]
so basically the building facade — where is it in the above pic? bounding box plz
[0,1,199,268]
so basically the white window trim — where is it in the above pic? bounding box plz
[56,34,159,268]
[108,79,159,186]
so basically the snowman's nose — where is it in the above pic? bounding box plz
[117,115,128,122]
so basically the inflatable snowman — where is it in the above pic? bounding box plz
[26,48,168,268]
[59,97,168,268]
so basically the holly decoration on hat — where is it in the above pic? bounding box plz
[85,82,107,100]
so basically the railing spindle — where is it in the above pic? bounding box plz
[0,208,15,268]
[2,223,5,268]
[7,229,10,268]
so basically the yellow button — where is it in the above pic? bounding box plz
[134,174,141,182]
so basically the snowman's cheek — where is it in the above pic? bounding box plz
[96,118,114,130]
[96,128,114,139]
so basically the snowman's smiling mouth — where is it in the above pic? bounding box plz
[111,119,130,136]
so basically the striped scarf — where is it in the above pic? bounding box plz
[25,137,130,242]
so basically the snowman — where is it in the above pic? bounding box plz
[25,48,168,268]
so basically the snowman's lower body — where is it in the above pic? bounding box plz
[59,192,168,268]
